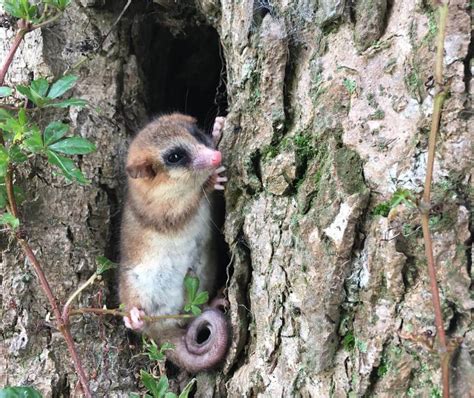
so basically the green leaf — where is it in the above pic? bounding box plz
[23,127,44,153]
[0,213,20,230]
[193,291,209,306]
[16,85,34,102]
[47,75,78,99]
[190,305,201,316]
[18,109,27,126]
[47,150,89,184]
[0,109,13,121]
[44,98,87,109]
[96,256,117,275]
[184,275,199,303]
[140,371,169,398]
[44,121,68,145]
[165,393,177,398]
[0,386,42,398]
[154,376,170,398]
[9,145,28,163]
[178,379,196,398]
[3,0,39,21]
[0,87,13,98]
[0,189,7,208]
[42,0,71,11]
[49,136,96,155]
[30,78,49,97]
[0,147,9,177]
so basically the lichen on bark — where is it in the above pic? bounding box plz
[1,0,472,396]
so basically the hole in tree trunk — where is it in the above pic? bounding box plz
[131,5,228,130]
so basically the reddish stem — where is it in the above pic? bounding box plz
[17,238,92,398]
[0,23,29,86]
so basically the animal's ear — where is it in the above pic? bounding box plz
[126,159,156,179]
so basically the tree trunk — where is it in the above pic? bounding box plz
[1,0,472,396]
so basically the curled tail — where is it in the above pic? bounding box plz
[167,308,230,373]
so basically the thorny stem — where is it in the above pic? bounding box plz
[420,3,450,398]
[1,15,92,398]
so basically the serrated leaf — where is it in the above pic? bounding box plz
[0,147,9,177]
[45,98,87,109]
[140,371,167,398]
[160,342,175,352]
[30,78,49,97]
[47,75,78,99]
[47,150,89,184]
[96,256,117,275]
[9,146,28,163]
[184,275,199,303]
[178,379,196,398]
[0,87,13,98]
[190,305,202,316]
[44,121,68,145]
[193,291,209,306]
[49,136,96,155]
[23,127,44,153]
[0,213,20,230]
[43,0,71,11]
[0,386,42,398]
[3,0,39,21]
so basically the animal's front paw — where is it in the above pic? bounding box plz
[123,306,146,331]
[213,166,227,191]
[212,116,225,145]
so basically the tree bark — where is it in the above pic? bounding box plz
[1,0,472,396]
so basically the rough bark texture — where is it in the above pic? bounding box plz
[0,0,472,397]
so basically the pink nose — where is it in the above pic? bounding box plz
[211,151,222,166]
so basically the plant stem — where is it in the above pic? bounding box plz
[17,238,92,398]
[69,307,195,322]
[0,26,28,86]
[420,3,450,398]
[62,272,98,320]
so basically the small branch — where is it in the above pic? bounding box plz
[17,238,92,398]
[99,0,132,48]
[5,165,18,218]
[69,307,195,323]
[420,3,450,398]
[0,22,30,86]
[62,272,98,320]
[31,13,62,30]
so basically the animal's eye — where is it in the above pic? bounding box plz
[167,152,183,163]
[164,148,188,166]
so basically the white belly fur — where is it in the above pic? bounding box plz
[126,201,216,318]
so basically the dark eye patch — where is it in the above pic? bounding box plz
[185,124,213,147]
[163,147,190,167]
